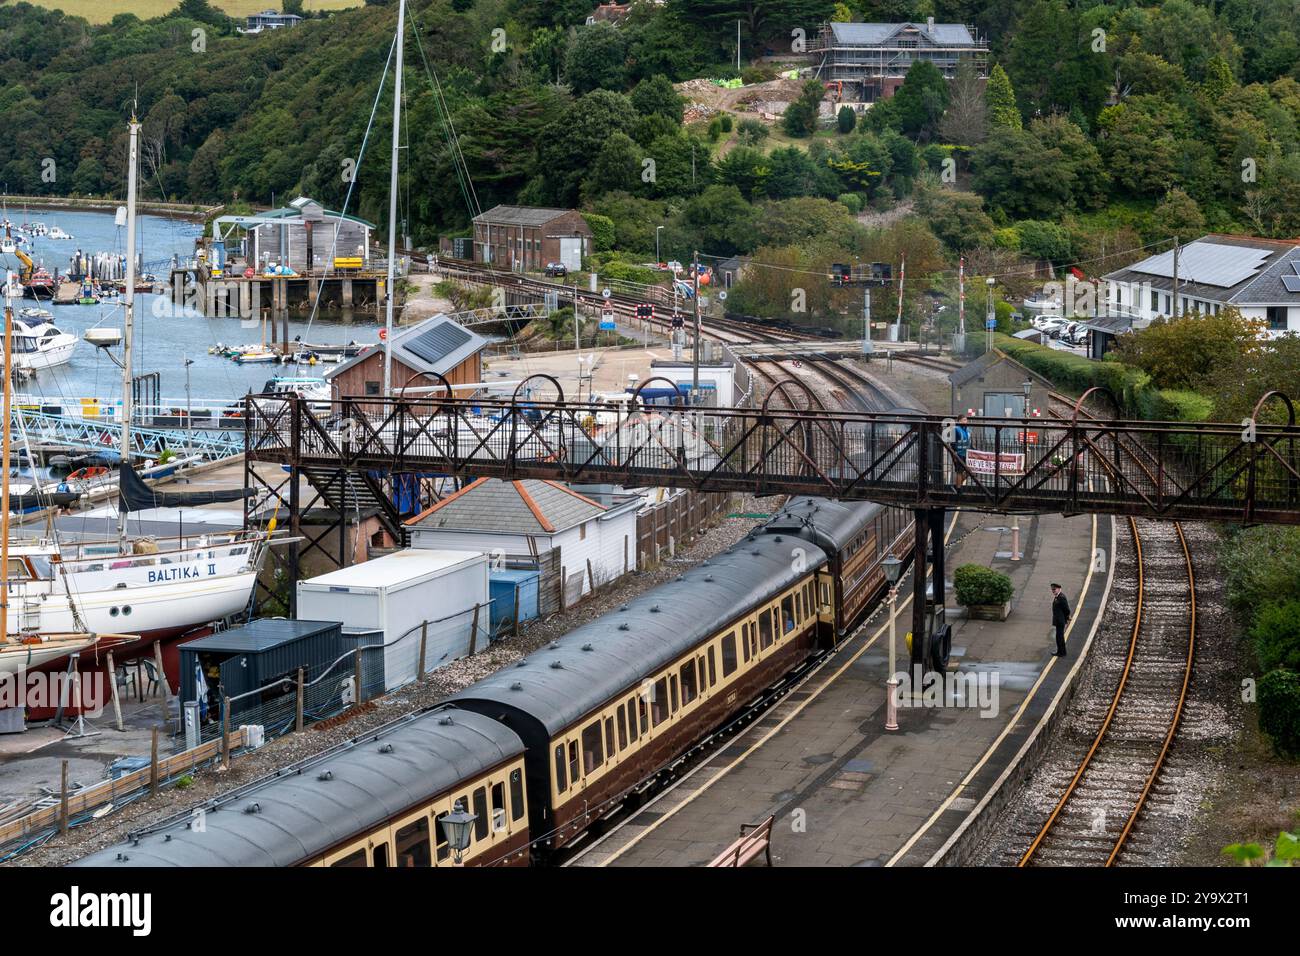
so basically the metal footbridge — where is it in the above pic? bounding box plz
[12,407,244,463]
[243,382,1300,526]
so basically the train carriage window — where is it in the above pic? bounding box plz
[581,722,604,774]
[396,818,432,867]
[605,716,616,757]
[434,812,450,862]
[681,660,698,706]
[491,782,508,833]
[651,678,669,726]
[707,647,716,686]
[330,847,367,868]
[554,745,567,793]
[568,740,580,785]
[627,696,641,741]
[782,597,795,633]
[740,625,751,662]
[638,694,649,735]
[510,769,526,821]
[472,788,489,842]
[721,632,738,677]
[670,674,679,713]
[759,610,773,648]
[617,706,628,750]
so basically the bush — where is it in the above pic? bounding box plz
[719,114,733,132]
[1259,669,1300,756]
[708,117,723,141]
[736,118,769,145]
[1221,527,1300,615]
[741,65,776,85]
[837,105,857,134]
[953,564,1014,606]
[1134,388,1214,423]
[837,192,864,215]
[1250,600,1300,673]
[995,334,1150,409]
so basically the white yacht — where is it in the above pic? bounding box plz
[11,316,77,370]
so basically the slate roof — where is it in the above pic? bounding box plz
[326,313,487,382]
[71,708,523,867]
[829,21,978,46]
[1103,235,1300,306]
[948,349,1053,389]
[472,205,580,227]
[405,478,608,535]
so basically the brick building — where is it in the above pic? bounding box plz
[472,205,592,272]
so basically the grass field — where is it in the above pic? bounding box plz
[16,0,360,24]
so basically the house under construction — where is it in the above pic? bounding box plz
[812,19,988,103]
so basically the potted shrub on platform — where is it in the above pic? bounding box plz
[954,564,1014,621]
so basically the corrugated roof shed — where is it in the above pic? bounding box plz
[406,478,607,534]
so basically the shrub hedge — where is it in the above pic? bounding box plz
[1259,669,1300,757]
[953,564,1014,606]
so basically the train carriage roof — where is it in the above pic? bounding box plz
[450,533,828,737]
[70,708,523,868]
[764,497,891,553]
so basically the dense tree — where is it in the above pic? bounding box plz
[985,64,1021,130]
[913,188,996,252]
[1006,0,1109,121]
[678,185,759,257]
[539,90,637,206]
[565,21,629,94]
[1150,188,1206,241]
[838,105,857,134]
[783,80,826,138]
[890,60,950,140]
[970,126,1074,219]
[631,74,685,123]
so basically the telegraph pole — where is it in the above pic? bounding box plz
[692,249,701,399]
[955,256,966,354]
[862,287,872,355]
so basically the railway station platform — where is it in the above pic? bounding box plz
[571,506,1116,868]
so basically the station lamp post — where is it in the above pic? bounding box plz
[883,554,903,731]
[985,277,996,353]
[439,800,478,865]
[1011,379,1033,561]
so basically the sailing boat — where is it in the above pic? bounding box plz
[6,116,272,652]
[0,273,100,676]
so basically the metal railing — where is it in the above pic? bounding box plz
[245,390,1300,525]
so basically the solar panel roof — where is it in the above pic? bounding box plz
[403,322,472,366]
[1129,242,1270,288]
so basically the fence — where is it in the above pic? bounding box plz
[636,490,734,567]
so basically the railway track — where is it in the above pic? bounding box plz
[1015,516,1197,866]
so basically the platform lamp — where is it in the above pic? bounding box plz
[440,801,478,864]
[883,553,904,731]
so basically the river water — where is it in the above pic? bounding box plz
[4,206,381,408]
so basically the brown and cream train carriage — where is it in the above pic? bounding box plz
[449,532,830,855]
[763,497,915,641]
[71,708,530,868]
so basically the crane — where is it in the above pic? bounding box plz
[0,225,34,284]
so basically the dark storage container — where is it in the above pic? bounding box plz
[179,619,346,720]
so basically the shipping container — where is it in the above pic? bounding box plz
[296,549,489,691]
[178,619,346,720]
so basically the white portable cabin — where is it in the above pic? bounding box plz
[296,549,490,691]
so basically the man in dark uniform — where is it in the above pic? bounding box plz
[1051,583,1070,657]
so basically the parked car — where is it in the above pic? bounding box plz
[544,262,568,277]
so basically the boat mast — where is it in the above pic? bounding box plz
[382,0,406,396]
[2,273,14,639]
[118,115,140,546]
